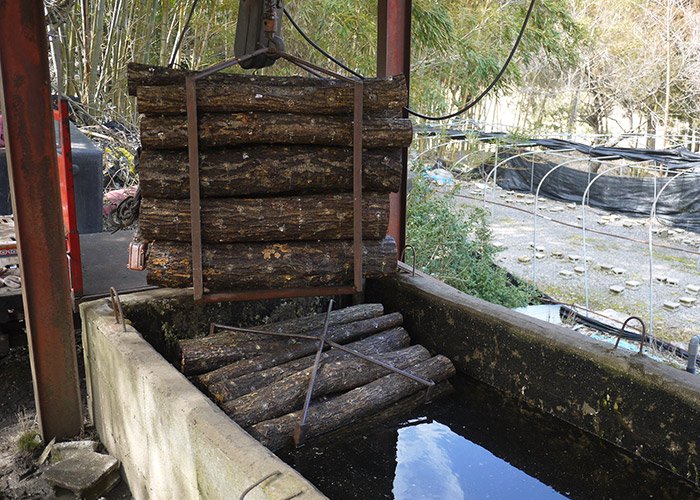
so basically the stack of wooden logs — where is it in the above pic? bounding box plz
[128,63,413,292]
[176,303,456,451]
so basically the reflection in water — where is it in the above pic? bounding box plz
[278,375,700,499]
[393,421,562,500]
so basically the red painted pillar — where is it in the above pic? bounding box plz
[0,0,82,439]
[378,0,412,255]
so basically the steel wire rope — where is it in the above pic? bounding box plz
[282,7,365,79]
[405,0,537,121]
[168,0,201,68]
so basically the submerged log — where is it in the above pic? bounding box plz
[207,327,411,403]
[309,381,454,447]
[196,312,404,386]
[138,146,401,199]
[139,113,413,150]
[146,237,397,291]
[134,78,407,115]
[139,193,389,244]
[178,303,384,375]
[247,355,457,451]
[224,345,431,427]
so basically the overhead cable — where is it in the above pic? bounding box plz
[282,7,365,79]
[406,0,537,121]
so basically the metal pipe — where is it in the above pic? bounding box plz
[580,161,656,309]
[532,156,617,286]
[687,336,699,374]
[648,170,692,339]
[482,149,575,213]
[0,0,82,440]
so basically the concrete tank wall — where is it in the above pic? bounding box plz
[80,289,325,500]
[366,271,700,487]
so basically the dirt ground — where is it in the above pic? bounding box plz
[456,178,700,347]
[0,330,131,499]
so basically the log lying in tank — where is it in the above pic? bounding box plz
[207,327,411,403]
[139,193,389,244]
[247,355,457,451]
[138,146,401,199]
[224,345,431,428]
[196,312,404,386]
[178,303,385,375]
[133,78,407,116]
[308,380,454,448]
[146,237,397,291]
[139,113,413,150]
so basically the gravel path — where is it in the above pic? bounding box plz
[456,179,700,346]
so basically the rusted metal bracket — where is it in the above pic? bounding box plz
[239,471,283,500]
[185,47,364,303]
[399,244,416,276]
[614,316,647,355]
[109,287,127,332]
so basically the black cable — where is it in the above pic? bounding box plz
[168,0,200,69]
[282,7,365,79]
[406,0,537,121]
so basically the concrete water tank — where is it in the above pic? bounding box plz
[0,120,103,234]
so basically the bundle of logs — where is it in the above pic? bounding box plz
[128,63,413,292]
[176,303,456,451]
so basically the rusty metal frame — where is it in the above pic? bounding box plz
[378,0,412,257]
[186,47,364,302]
[0,0,83,440]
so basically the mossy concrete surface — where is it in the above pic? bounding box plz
[366,272,700,486]
[80,289,325,500]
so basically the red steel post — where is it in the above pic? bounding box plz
[0,0,83,439]
[55,99,84,296]
[377,0,412,256]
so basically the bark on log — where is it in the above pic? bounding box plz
[309,381,454,447]
[138,146,401,199]
[139,113,413,149]
[196,312,404,386]
[139,193,389,244]
[128,63,406,109]
[207,327,410,403]
[146,237,397,291]
[247,355,457,451]
[178,303,384,375]
[134,78,407,115]
[224,345,430,427]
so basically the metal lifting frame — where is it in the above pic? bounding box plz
[186,47,365,303]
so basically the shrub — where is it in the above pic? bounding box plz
[406,175,537,308]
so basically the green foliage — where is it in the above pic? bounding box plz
[17,430,42,454]
[406,176,537,308]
